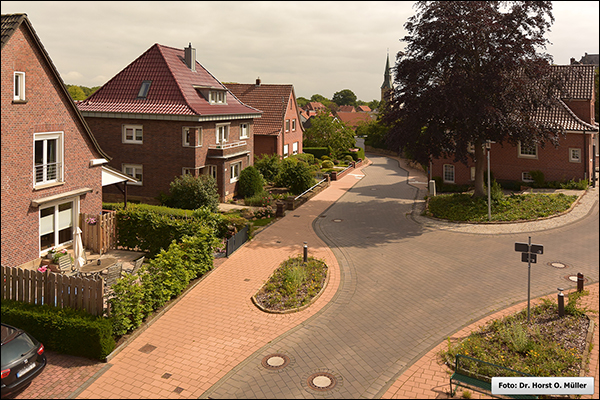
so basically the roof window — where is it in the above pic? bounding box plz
[137,81,151,99]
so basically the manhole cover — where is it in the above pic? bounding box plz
[138,344,157,354]
[261,354,290,370]
[564,275,587,283]
[307,372,337,391]
[549,262,568,268]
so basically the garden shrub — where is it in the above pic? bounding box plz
[529,170,545,187]
[238,165,264,198]
[109,273,148,336]
[275,158,316,195]
[162,174,219,212]
[254,153,281,183]
[244,191,273,207]
[1,299,115,360]
[343,155,354,163]
[321,160,334,169]
[292,153,315,165]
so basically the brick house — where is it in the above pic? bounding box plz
[430,65,599,187]
[77,43,262,203]
[225,79,304,159]
[1,14,109,268]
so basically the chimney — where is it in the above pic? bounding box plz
[255,77,261,86]
[184,43,196,72]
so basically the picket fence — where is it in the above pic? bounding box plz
[1,266,105,316]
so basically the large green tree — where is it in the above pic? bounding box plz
[332,89,357,106]
[383,1,568,197]
[304,110,355,159]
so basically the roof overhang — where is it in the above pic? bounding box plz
[102,165,138,186]
[80,111,261,122]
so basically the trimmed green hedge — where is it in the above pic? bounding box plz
[303,147,330,159]
[1,299,115,360]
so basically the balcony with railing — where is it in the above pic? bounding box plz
[34,162,62,185]
[207,141,248,159]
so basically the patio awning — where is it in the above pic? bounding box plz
[31,187,93,207]
[102,165,138,186]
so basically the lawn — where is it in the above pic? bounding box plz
[425,193,578,222]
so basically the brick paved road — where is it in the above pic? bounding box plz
[203,153,599,398]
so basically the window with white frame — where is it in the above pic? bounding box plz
[292,142,299,155]
[208,165,217,180]
[40,200,74,252]
[240,123,249,139]
[518,141,537,158]
[443,164,455,183]
[230,162,241,183]
[209,90,226,104]
[123,164,143,185]
[522,172,534,182]
[34,132,63,186]
[14,71,25,101]
[216,124,229,145]
[123,125,143,144]
[292,119,296,131]
[285,119,290,132]
[283,144,289,158]
[182,127,201,147]
[569,148,581,163]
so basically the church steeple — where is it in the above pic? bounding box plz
[380,51,393,103]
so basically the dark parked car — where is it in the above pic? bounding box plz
[1,323,47,398]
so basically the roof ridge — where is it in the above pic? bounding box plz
[156,44,197,114]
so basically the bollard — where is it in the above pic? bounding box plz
[303,242,308,263]
[577,273,584,292]
[557,288,565,317]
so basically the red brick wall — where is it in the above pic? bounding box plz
[83,116,255,202]
[283,94,304,156]
[431,133,592,185]
[1,23,103,267]
[255,135,278,159]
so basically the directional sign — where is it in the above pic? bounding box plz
[530,244,544,254]
[522,253,537,263]
[515,243,529,253]
[515,242,544,254]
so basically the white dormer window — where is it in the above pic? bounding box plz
[14,71,26,101]
[209,90,227,104]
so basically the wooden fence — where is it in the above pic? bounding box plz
[80,211,117,254]
[1,266,105,316]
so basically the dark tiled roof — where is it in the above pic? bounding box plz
[78,44,261,117]
[225,83,297,136]
[552,65,596,100]
[535,98,598,132]
[1,13,27,49]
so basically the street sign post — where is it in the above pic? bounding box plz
[515,237,544,323]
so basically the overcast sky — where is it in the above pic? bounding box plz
[3,1,599,102]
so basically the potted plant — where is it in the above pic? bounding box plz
[52,249,70,264]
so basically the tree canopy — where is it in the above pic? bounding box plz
[382,1,568,197]
[303,110,355,159]
[332,89,357,106]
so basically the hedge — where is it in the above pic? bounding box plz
[1,299,115,360]
[303,147,330,160]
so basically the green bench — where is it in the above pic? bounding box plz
[450,354,538,399]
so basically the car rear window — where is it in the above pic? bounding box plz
[1,332,37,368]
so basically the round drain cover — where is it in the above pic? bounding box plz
[568,275,578,282]
[261,354,290,370]
[307,372,337,391]
[549,262,568,268]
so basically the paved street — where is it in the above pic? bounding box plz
[14,152,597,399]
[202,153,599,398]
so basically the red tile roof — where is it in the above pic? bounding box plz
[552,65,596,100]
[225,83,298,136]
[335,111,375,129]
[356,105,372,112]
[338,105,356,112]
[77,44,261,117]
[535,98,598,132]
